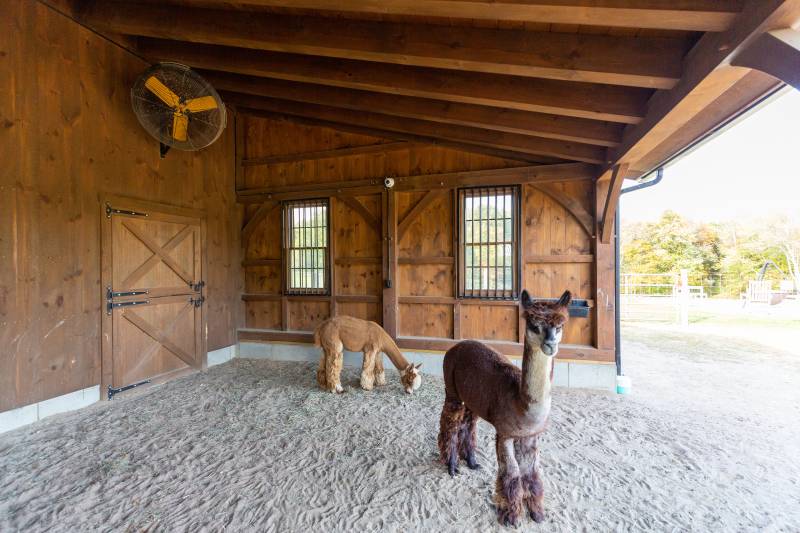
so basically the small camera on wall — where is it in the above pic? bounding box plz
[383,177,395,189]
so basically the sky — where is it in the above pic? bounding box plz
[620,89,800,224]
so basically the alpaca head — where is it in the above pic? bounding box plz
[401,363,422,394]
[520,289,571,357]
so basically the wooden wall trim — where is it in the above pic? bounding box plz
[531,183,595,237]
[237,162,596,203]
[337,195,381,234]
[241,201,279,242]
[397,190,447,241]
[236,329,614,362]
[599,163,629,244]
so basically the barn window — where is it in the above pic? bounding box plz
[283,199,330,295]
[458,186,519,299]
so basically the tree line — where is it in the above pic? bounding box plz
[621,211,800,298]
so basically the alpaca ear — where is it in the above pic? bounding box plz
[557,290,572,308]
[414,363,422,370]
[520,289,534,309]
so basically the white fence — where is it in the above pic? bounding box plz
[620,270,701,325]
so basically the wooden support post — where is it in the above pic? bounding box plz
[329,196,338,318]
[593,179,616,352]
[732,28,800,91]
[234,111,245,191]
[599,163,629,244]
[382,190,398,338]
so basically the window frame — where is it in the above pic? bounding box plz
[282,198,331,296]
[457,185,521,300]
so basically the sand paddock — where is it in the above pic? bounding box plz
[1,328,799,532]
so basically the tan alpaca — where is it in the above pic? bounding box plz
[313,316,422,394]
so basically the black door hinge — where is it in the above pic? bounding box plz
[190,296,205,308]
[107,380,150,400]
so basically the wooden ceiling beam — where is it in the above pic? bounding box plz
[202,71,623,147]
[80,1,686,88]
[136,38,649,124]
[222,91,607,163]
[144,0,743,32]
[604,0,800,176]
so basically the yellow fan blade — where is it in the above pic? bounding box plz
[172,113,188,142]
[145,76,181,108]
[184,95,217,113]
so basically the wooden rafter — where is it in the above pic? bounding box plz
[397,190,447,241]
[531,184,594,238]
[604,0,800,175]
[598,163,629,244]
[243,141,412,167]
[223,92,605,163]
[732,28,800,90]
[337,195,381,234]
[137,38,650,124]
[240,108,561,165]
[202,71,624,147]
[81,2,685,88]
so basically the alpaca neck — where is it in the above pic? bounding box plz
[519,334,553,408]
[379,331,410,371]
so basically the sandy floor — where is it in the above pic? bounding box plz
[1,329,799,532]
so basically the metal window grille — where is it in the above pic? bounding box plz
[458,186,519,299]
[283,199,330,295]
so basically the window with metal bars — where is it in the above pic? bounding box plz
[283,199,329,295]
[458,186,519,299]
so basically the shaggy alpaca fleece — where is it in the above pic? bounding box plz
[1,339,799,531]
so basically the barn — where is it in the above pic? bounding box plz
[2,0,799,530]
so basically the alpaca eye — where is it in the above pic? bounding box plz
[532,325,541,335]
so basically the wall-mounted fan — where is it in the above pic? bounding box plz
[131,62,226,157]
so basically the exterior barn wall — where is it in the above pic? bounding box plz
[0,2,242,412]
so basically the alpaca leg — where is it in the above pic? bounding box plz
[374,353,386,386]
[457,407,480,470]
[516,436,545,522]
[494,435,523,527]
[316,353,328,389]
[437,399,465,476]
[360,349,377,390]
[324,345,344,393]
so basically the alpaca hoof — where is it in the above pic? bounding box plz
[447,463,460,477]
[466,460,481,470]
[329,383,344,393]
[496,508,519,527]
[375,372,386,386]
[529,509,545,523]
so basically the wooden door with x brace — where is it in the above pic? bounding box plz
[101,197,206,399]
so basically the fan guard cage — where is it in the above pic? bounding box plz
[131,62,227,151]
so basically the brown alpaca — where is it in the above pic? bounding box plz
[438,289,571,526]
[314,316,422,394]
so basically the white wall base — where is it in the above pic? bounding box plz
[0,385,100,435]
[238,341,616,392]
[207,344,237,367]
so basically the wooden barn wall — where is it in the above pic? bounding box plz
[0,2,242,411]
[240,115,611,360]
